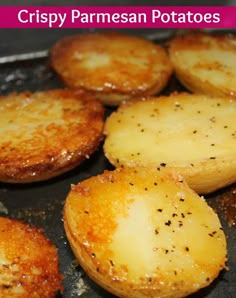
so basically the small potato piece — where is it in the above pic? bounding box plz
[169,32,236,98]
[0,217,63,297]
[0,89,104,183]
[104,93,236,194]
[50,32,173,106]
[64,167,227,298]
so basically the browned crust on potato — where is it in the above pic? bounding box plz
[64,167,227,298]
[169,32,236,98]
[50,32,173,105]
[0,216,63,297]
[0,89,104,183]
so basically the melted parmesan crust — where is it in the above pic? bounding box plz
[64,167,227,298]
[0,217,63,297]
[50,32,173,105]
[0,89,104,183]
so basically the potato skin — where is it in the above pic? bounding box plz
[169,32,236,98]
[0,89,104,183]
[0,217,63,297]
[50,32,173,106]
[104,93,236,194]
[64,167,227,298]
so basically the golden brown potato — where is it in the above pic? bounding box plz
[64,167,227,298]
[169,31,236,98]
[50,32,173,106]
[0,216,63,297]
[104,93,236,194]
[0,89,104,183]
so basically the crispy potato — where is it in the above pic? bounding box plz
[169,32,236,98]
[64,167,227,298]
[50,32,173,106]
[104,93,236,194]
[0,89,104,183]
[0,216,63,297]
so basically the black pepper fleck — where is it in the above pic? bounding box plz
[165,220,171,226]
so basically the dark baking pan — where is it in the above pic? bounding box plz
[0,31,235,298]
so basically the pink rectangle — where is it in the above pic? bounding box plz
[0,6,235,28]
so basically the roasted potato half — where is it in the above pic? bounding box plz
[50,32,173,106]
[169,31,236,98]
[104,93,236,194]
[0,217,63,297]
[0,89,104,183]
[64,167,227,298]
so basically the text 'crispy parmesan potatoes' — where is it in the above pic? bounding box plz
[50,31,173,106]
[0,89,104,183]
[104,93,236,194]
[0,216,63,298]
[168,31,236,98]
[63,167,227,298]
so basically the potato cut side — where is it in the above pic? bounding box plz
[0,89,104,183]
[64,167,227,298]
[104,93,236,194]
[50,32,173,106]
[0,217,63,297]
[169,32,236,98]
